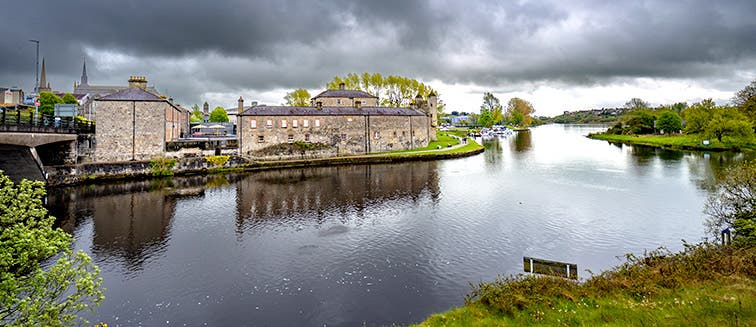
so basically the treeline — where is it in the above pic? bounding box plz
[284,73,442,109]
[605,80,756,142]
[549,109,627,124]
[444,92,540,128]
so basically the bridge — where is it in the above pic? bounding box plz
[0,109,95,183]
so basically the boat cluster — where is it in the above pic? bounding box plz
[470,126,514,138]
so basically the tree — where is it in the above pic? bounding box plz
[190,104,203,123]
[682,99,716,134]
[625,98,650,111]
[38,92,62,116]
[478,110,494,128]
[325,73,437,108]
[705,107,753,142]
[506,97,535,127]
[704,160,756,245]
[284,88,311,107]
[624,110,656,134]
[0,173,103,325]
[733,79,756,130]
[61,93,78,105]
[209,106,229,122]
[655,111,682,134]
[480,92,503,125]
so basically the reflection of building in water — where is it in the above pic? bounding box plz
[91,191,176,268]
[48,179,183,270]
[235,162,440,234]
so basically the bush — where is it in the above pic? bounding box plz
[656,111,682,134]
[149,157,176,176]
[705,160,756,245]
[205,155,230,167]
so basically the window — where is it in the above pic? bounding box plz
[315,119,321,127]
[336,99,342,105]
[374,131,380,139]
[402,131,406,137]
[292,120,298,128]
[393,131,397,137]
[288,135,294,143]
[303,119,309,127]
[305,134,310,142]
[258,135,264,143]
[341,133,346,141]
[281,119,287,128]
[250,120,257,128]
[266,119,273,127]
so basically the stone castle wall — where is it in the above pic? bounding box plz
[239,114,430,157]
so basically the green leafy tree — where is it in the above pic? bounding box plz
[208,106,229,123]
[480,92,503,125]
[623,110,656,134]
[733,79,756,130]
[478,110,494,128]
[655,111,682,134]
[326,73,437,108]
[506,97,535,127]
[510,111,524,126]
[705,160,756,245]
[284,88,312,107]
[38,92,62,116]
[682,99,716,134]
[0,173,103,326]
[705,107,753,142]
[61,93,78,105]
[190,104,203,123]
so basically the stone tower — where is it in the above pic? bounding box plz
[38,58,51,93]
[80,61,88,85]
[428,91,438,141]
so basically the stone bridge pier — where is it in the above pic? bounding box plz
[0,133,89,183]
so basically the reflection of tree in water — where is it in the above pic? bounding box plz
[686,151,751,192]
[512,130,532,152]
[629,145,656,167]
[483,138,503,164]
[658,149,684,162]
[234,162,441,235]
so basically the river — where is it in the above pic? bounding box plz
[48,124,751,326]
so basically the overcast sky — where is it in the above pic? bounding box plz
[2,0,755,116]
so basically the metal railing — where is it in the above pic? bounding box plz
[0,109,95,134]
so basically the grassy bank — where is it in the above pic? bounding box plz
[588,133,756,152]
[418,243,755,326]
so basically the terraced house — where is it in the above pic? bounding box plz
[238,84,438,157]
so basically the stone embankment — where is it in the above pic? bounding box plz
[45,143,483,186]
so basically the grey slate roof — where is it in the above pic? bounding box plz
[96,87,164,101]
[240,105,426,116]
[312,89,378,99]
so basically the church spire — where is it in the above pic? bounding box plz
[38,58,51,93]
[80,60,88,85]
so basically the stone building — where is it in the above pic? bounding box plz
[93,78,187,162]
[238,85,438,157]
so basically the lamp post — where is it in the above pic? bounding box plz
[28,40,39,93]
[28,40,39,123]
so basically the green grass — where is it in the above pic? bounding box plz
[417,244,756,326]
[588,133,756,152]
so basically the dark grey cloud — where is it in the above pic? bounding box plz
[1,0,755,107]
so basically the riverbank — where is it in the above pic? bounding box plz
[417,243,755,326]
[45,137,484,186]
[588,133,756,152]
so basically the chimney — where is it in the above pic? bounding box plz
[238,96,244,114]
[339,83,345,90]
[250,101,258,107]
[128,76,148,90]
[168,97,174,103]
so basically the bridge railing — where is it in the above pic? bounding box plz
[0,109,95,134]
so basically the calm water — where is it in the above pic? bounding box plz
[48,124,751,326]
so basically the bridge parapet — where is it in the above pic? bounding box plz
[0,109,95,134]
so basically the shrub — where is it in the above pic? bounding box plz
[149,157,176,176]
[205,155,230,167]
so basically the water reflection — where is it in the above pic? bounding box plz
[235,163,440,235]
[512,130,532,152]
